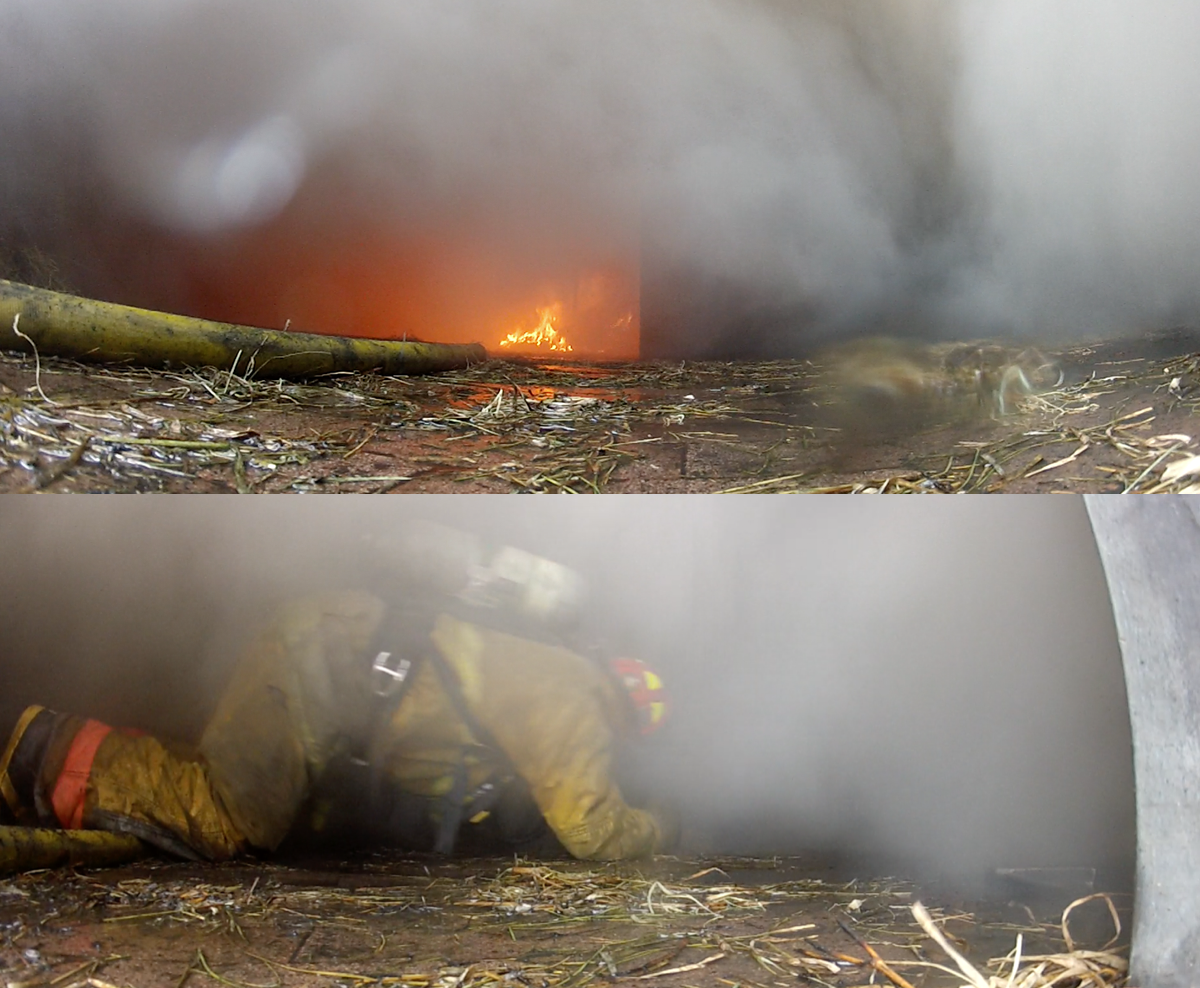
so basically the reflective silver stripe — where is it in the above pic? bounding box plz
[371,651,412,697]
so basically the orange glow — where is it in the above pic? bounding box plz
[160,201,641,359]
[498,303,574,353]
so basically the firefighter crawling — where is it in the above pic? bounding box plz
[0,527,675,863]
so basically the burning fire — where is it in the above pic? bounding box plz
[498,303,573,353]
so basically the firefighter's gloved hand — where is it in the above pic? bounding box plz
[646,798,681,853]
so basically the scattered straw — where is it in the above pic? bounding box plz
[10,314,54,406]
[1061,893,1121,953]
[5,331,1200,491]
[912,898,1128,988]
[0,859,1130,988]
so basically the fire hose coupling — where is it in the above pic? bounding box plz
[371,651,412,698]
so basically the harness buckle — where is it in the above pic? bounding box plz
[371,651,412,698]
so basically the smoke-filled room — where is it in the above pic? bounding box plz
[5,496,1188,987]
[5,2,1200,491]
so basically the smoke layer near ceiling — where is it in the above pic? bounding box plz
[2,1,1200,355]
[0,498,1133,877]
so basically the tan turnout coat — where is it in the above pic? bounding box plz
[84,592,665,861]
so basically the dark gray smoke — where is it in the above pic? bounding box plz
[1,1,1198,351]
[0,498,1134,877]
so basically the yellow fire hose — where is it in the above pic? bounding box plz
[0,279,488,378]
[0,825,147,875]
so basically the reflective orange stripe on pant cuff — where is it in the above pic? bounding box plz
[51,720,113,830]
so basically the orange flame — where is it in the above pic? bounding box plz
[498,303,573,353]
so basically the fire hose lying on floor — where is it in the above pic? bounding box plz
[0,279,487,377]
[0,826,143,873]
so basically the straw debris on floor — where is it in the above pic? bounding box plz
[0,856,1128,988]
[5,330,1200,491]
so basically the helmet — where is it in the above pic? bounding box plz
[371,522,586,633]
[609,658,669,736]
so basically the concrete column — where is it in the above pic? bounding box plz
[1084,496,1200,988]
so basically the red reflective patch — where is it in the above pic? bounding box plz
[51,720,113,830]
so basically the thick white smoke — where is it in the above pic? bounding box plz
[949,1,1200,337]
[0,499,1135,877]
[1,0,1197,346]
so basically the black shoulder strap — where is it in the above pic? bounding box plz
[425,647,502,755]
[366,601,519,855]
[424,646,517,854]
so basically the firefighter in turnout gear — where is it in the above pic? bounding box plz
[0,528,674,863]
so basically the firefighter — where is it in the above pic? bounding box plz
[0,531,674,863]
